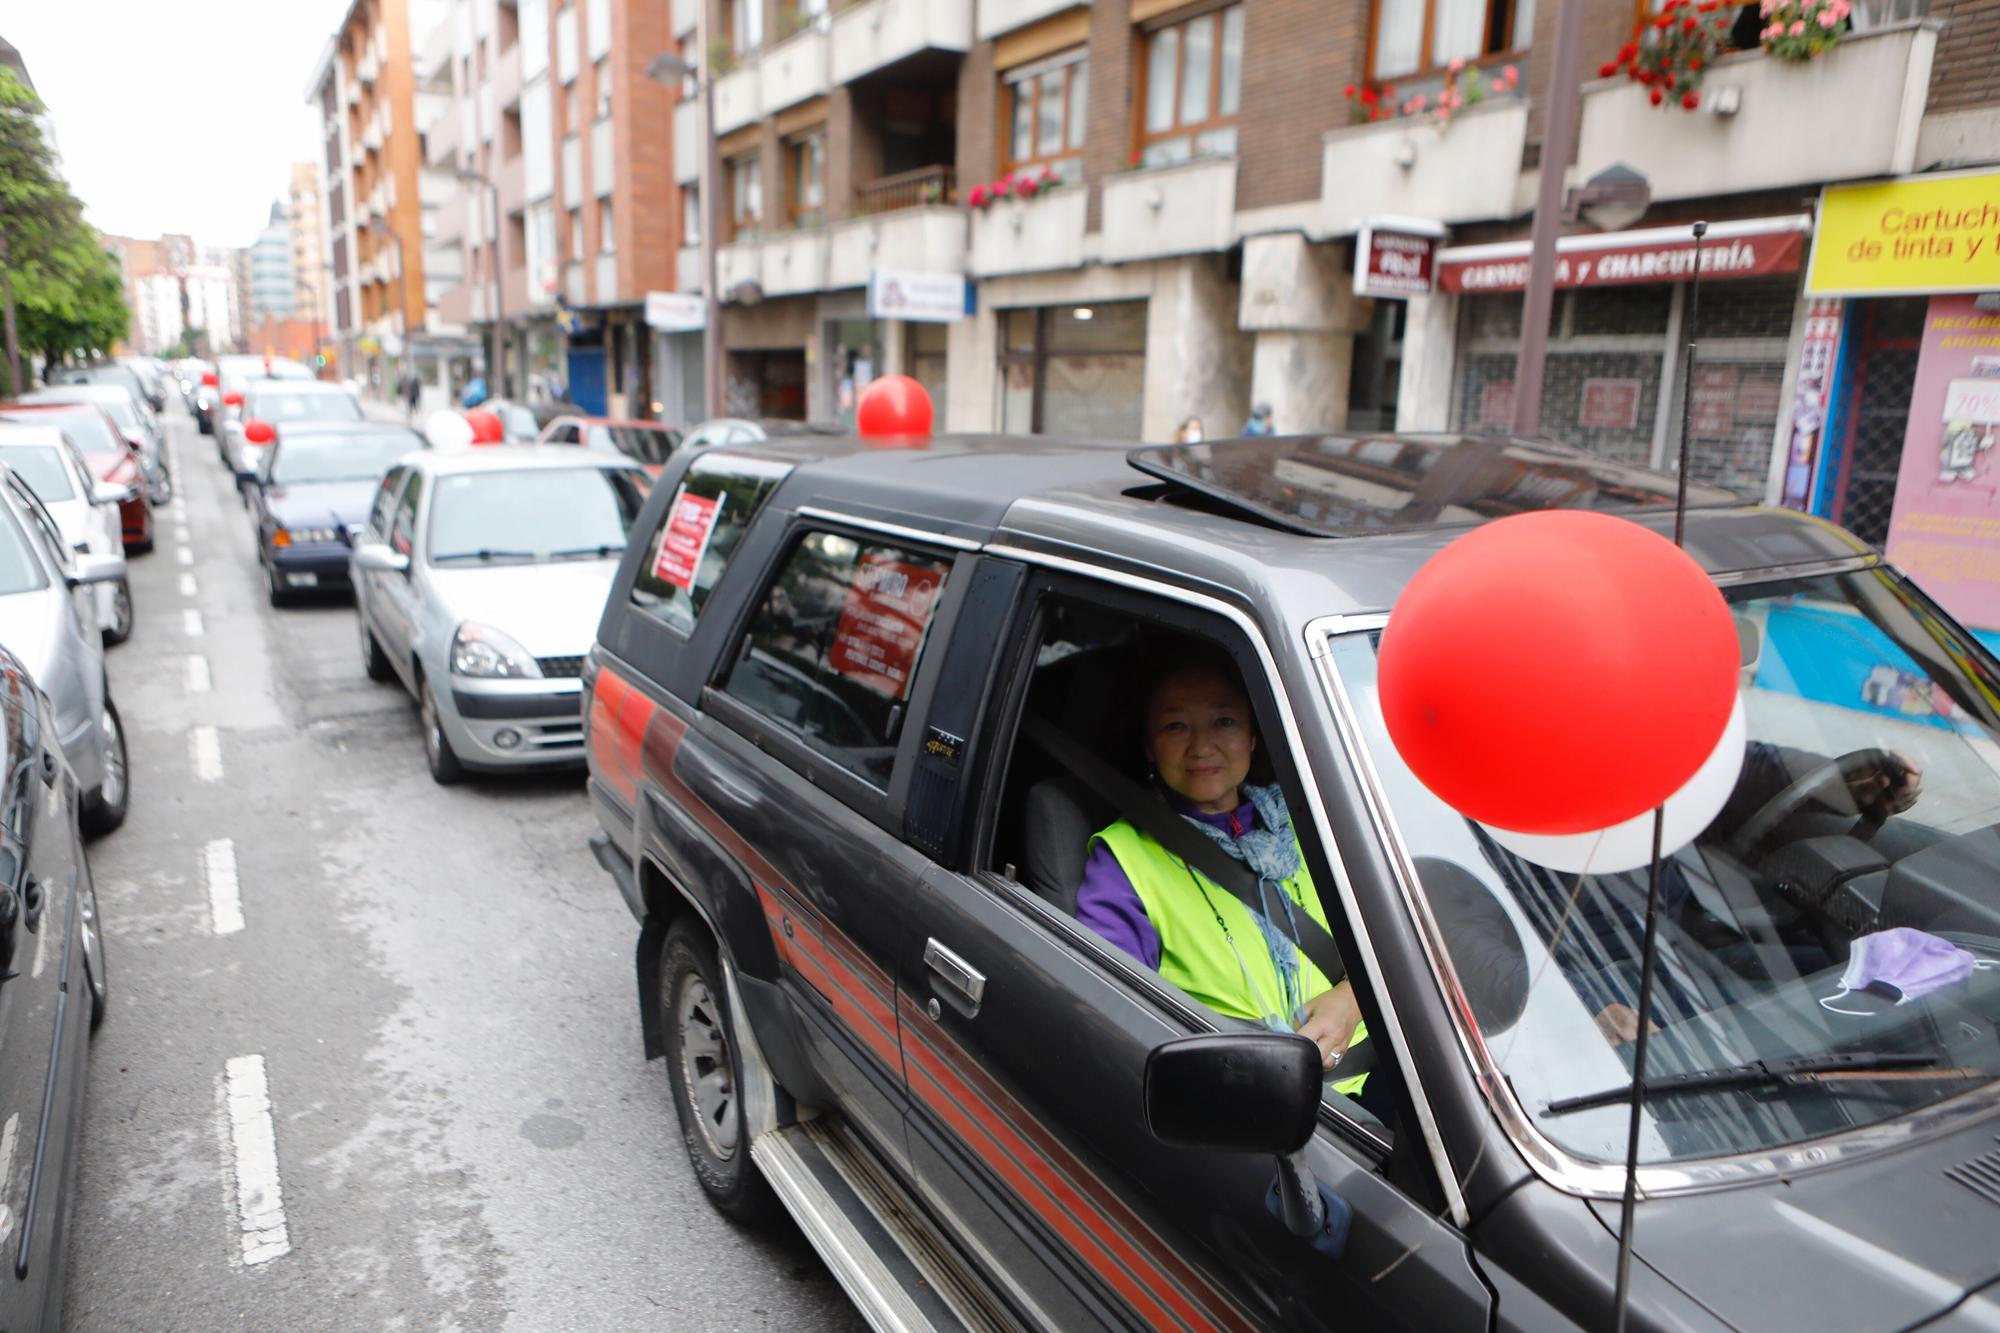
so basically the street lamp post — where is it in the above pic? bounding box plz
[646,49,724,420]
[457,166,506,400]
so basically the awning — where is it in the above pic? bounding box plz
[1437,215,1811,295]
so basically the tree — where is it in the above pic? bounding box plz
[0,68,128,391]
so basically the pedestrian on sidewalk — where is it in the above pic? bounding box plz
[403,369,421,421]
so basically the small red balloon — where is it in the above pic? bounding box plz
[464,408,505,444]
[243,419,275,445]
[856,375,933,442]
[1377,510,1738,836]
[223,390,244,408]
[201,371,219,387]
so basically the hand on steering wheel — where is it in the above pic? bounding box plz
[1727,747,1922,862]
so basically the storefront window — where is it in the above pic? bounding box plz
[828,318,882,426]
[1139,6,1243,167]
[909,321,949,429]
[999,302,1147,439]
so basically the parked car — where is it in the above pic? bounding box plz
[221,378,365,491]
[0,466,129,837]
[535,416,682,473]
[17,382,171,506]
[247,421,427,606]
[677,417,843,450]
[210,354,316,452]
[117,354,168,411]
[0,423,134,643]
[476,398,561,442]
[0,638,111,1333]
[0,402,153,552]
[582,431,2000,1331]
[48,361,156,418]
[351,447,650,783]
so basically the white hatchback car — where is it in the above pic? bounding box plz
[0,423,133,643]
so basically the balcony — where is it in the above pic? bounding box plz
[1320,97,1528,231]
[595,252,619,304]
[717,238,761,294]
[671,0,697,39]
[591,119,614,198]
[1100,157,1237,265]
[828,205,965,289]
[491,43,523,109]
[831,0,972,86]
[759,27,830,116]
[496,154,527,211]
[968,183,1086,278]
[562,135,583,210]
[676,243,703,293]
[1575,22,1938,204]
[761,229,829,296]
[673,102,702,185]
[713,63,760,135]
[565,261,587,306]
[975,0,1080,43]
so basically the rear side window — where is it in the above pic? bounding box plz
[631,454,788,633]
[721,530,950,788]
[391,471,424,555]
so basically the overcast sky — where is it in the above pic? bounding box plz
[7,0,351,249]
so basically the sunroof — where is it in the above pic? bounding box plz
[1126,434,1742,538]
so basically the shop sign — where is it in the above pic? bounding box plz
[1354,223,1438,299]
[1783,299,1845,508]
[651,490,724,592]
[1689,367,1738,437]
[1806,170,2000,297]
[828,553,945,701]
[868,269,971,324]
[644,290,706,332]
[1438,219,1806,294]
[1579,378,1641,430]
[1883,295,2000,634]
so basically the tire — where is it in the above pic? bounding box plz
[661,922,780,1224]
[82,699,129,838]
[419,678,465,785]
[79,872,107,1030]
[359,614,394,682]
[103,577,134,645]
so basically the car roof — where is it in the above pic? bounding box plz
[714,431,1867,613]
[23,383,127,403]
[0,422,71,447]
[550,415,672,429]
[276,419,422,438]
[412,444,648,475]
[246,380,352,395]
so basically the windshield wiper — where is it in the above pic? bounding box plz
[547,543,625,560]
[432,548,536,563]
[1544,1051,1975,1115]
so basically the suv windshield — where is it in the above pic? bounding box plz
[1329,568,2000,1166]
[427,467,649,563]
[270,434,418,485]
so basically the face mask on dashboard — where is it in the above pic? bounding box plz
[1820,927,1990,1014]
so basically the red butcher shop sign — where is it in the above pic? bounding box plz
[1437,217,1808,294]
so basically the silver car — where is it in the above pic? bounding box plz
[20,382,171,506]
[221,378,364,486]
[0,423,134,643]
[0,467,130,834]
[349,447,651,783]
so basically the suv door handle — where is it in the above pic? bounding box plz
[923,938,986,1008]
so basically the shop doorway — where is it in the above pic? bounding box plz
[998,301,1146,439]
[728,349,808,420]
[568,345,607,416]
[1824,298,1926,549]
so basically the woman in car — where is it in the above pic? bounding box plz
[1074,642,1368,1090]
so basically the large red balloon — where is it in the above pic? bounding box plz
[1377,510,1738,836]
[464,408,504,444]
[856,375,933,441]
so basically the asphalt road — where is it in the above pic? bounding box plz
[60,404,864,1331]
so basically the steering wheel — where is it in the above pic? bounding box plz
[1726,747,1899,863]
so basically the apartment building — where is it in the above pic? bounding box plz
[288,162,329,332]
[248,202,298,327]
[308,0,453,389]
[423,0,686,417]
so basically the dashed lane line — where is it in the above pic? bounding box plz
[221,1055,292,1266]
[183,609,205,637]
[179,572,198,598]
[186,655,212,693]
[204,838,244,935]
[190,726,223,782]
[176,546,194,566]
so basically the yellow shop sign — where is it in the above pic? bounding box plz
[1806,170,2000,297]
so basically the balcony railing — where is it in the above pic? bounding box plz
[855,164,954,215]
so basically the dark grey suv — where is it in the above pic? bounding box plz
[584,431,2000,1331]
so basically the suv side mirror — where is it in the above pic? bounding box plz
[68,551,128,587]
[1143,1032,1321,1155]
[352,540,410,575]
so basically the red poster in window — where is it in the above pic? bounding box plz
[1579,378,1642,430]
[652,491,723,592]
[1478,381,1517,429]
[827,554,944,702]
[1690,366,1739,437]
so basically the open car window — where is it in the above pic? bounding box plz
[1327,569,2000,1167]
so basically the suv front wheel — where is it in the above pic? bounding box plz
[661,921,778,1224]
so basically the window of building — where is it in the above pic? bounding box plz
[728,153,762,234]
[729,0,763,55]
[683,184,701,245]
[1371,0,1535,82]
[788,132,825,225]
[568,207,583,261]
[999,301,1148,439]
[630,454,790,633]
[1002,50,1087,182]
[566,82,580,132]
[594,58,612,119]
[721,530,952,789]
[599,197,615,252]
[1138,5,1244,167]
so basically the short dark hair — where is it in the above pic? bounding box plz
[1122,634,1273,783]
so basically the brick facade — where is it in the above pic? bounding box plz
[1928,0,2000,111]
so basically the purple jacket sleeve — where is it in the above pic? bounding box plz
[1074,838,1162,970]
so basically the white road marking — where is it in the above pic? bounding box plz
[30,898,48,977]
[179,572,199,597]
[191,726,223,781]
[176,546,194,566]
[204,838,244,935]
[186,655,212,693]
[222,1055,292,1266]
[174,524,191,543]
[183,609,205,637]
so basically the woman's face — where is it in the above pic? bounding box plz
[1145,665,1256,814]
